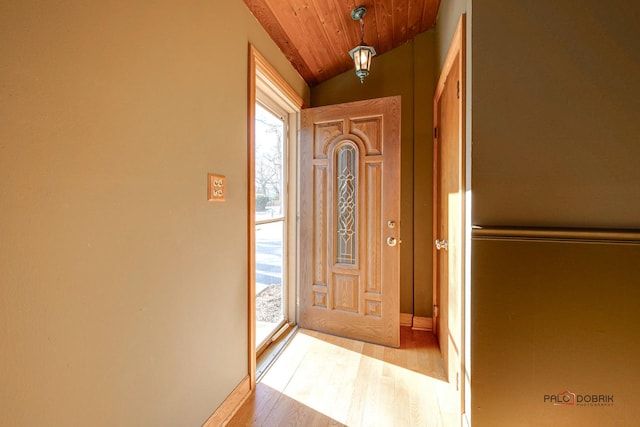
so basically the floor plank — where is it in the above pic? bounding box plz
[229,327,460,426]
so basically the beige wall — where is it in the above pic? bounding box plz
[472,238,640,426]
[412,32,438,318]
[0,1,308,426]
[311,33,436,317]
[473,0,640,227]
[436,0,467,73]
[470,0,640,425]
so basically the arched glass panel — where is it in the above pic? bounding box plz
[336,144,358,265]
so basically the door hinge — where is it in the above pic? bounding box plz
[456,372,460,390]
[456,80,460,99]
[433,304,439,317]
[434,127,438,139]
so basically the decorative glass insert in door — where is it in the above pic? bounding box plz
[336,144,358,265]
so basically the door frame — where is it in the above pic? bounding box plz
[248,45,304,389]
[432,13,466,416]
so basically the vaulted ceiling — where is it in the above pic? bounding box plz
[243,0,441,86]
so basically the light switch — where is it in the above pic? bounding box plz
[207,174,226,202]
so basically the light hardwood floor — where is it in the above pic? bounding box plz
[229,327,459,426]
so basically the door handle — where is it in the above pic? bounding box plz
[435,239,448,251]
[386,236,397,247]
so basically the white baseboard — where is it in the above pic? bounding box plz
[400,312,413,327]
[412,316,433,331]
[202,375,251,427]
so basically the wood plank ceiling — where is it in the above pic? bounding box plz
[243,0,441,86]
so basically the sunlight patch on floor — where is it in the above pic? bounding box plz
[260,330,458,426]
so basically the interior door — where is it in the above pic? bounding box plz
[299,96,401,348]
[433,16,465,398]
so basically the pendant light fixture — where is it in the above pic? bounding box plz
[348,6,376,84]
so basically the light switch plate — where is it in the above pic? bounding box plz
[207,174,226,202]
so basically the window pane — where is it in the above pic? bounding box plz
[255,220,285,347]
[336,144,358,265]
[255,104,285,221]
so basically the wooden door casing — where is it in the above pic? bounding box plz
[435,55,461,381]
[433,15,466,406]
[300,96,401,348]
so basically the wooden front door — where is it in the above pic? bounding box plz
[299,96,401,348]
[433,16,465,399]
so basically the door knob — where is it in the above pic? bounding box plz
[435,239,448,251]
[387,220,396,228]
[386,236,397,247]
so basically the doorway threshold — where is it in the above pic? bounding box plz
[256,323,298,382]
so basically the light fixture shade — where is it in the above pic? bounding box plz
[349,44,376,84]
